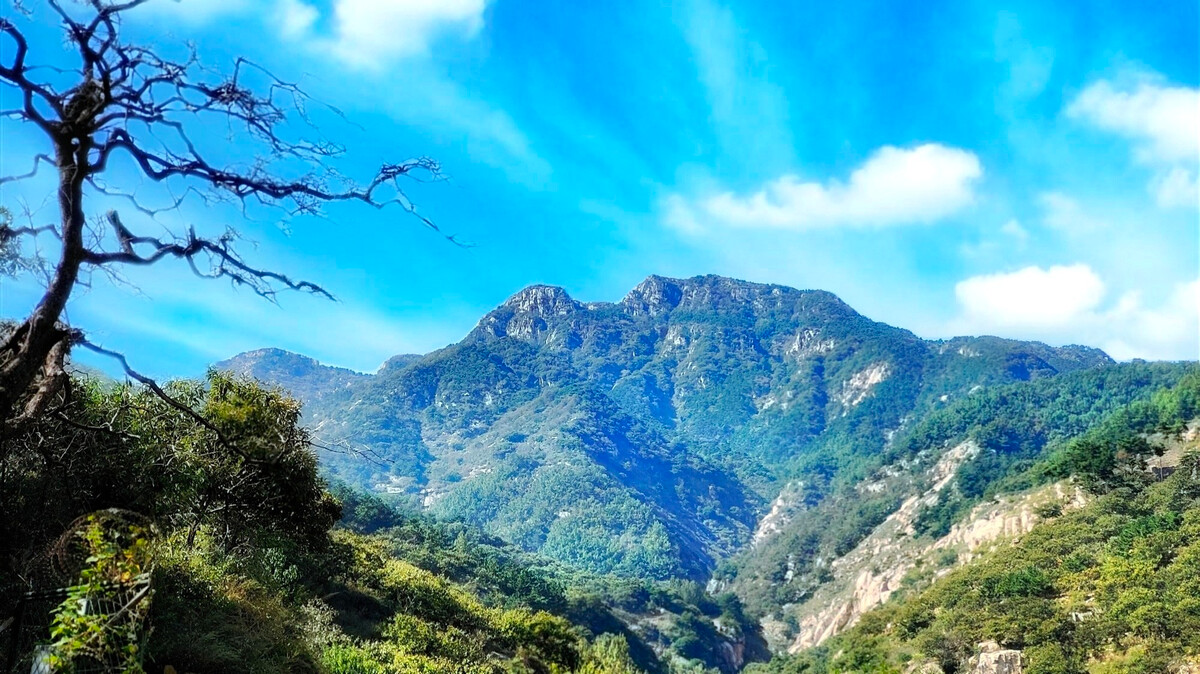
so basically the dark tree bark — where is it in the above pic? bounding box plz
[0,0,446,429]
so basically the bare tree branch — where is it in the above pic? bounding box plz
[0,153,55,184]
[0,0,453,426]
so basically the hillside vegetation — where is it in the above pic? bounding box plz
[726,362,1192,625]
[0,372,652,673]
[748,372,1200,673]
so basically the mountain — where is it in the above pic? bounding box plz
[217,275,1115,587]
[217,347,370,406]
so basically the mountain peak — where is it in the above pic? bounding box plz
[622,275,683,316]
[622,274,852,319]
[215,348,369,407]
[502,284,581,316]
[469,284,583,343]
[218,348,323,376]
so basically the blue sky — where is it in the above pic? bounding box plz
[1,0,1197,377]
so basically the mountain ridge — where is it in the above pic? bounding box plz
[214,273,1133,650]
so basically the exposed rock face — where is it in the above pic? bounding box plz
[713,617,748,672]
[1176,656,1200,674]
[787,442,980,652]
[504,284,581,316]
[931,482,1085,558]
[837,362,891,409]
[970,642,1022,674]
[472,285,584,345]
[786,445,1087,654]
[751,481,806,547]
[784,328,836,360]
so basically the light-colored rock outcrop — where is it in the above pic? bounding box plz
[931,482,1085,562]
[784,328,836,360]
[1176,656,1200,674]
[837,362,891,409]
[786,442,979,652]
[970,641,1022,674]
[783,442,1086,654]
[752,481,806,547]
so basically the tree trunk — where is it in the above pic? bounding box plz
[0,135,89,427]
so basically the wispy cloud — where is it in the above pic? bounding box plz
[677,0,793,171]
[265,0,548,185]
[667,144,982,231]
[1039,192,1106,235]
[276,0,489,69]
[993,11,1054,107]
[70,267,470,376]
[1066,72,1200,208]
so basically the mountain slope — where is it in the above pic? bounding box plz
[218,275,1114,587]
[749,372,1200,672]
[726,361,1191,640]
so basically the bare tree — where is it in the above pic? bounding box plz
[0,0,444,429]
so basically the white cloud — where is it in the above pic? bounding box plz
[955,264,1104,329]
[952,264,1199,361]
[1101,280,1200,361]
[1067,77,1199,163]
[139,0,488,67]
[248,0,546,185]
[276,0,319,39]
[668,144,983,231]
[1067,74,1200,209]
[279,0,488,68]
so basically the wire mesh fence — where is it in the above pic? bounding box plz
[2,510,154,673]
[2,576,152,674]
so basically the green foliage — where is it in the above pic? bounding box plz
[333,482,768,673]
[320,531,589,672]
[725,363,1186,620]
[580,634,643,674]
[2,372,660,674]
[48,515,154,674]
[0,206,33,277]
[905,363,1190,538]
[756,373,1200,673]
